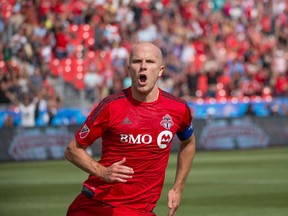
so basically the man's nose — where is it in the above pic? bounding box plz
[140,60,147,69]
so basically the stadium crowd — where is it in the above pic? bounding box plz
[0,0,288,127]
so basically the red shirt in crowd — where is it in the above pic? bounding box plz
[276,74,288,96]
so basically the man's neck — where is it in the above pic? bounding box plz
[131,87,159,103]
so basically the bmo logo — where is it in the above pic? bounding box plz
[120,134,152,144]
[120,131,173,149]
[157,131,173,149]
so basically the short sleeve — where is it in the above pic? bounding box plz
[75,101,110,147]
[176,104,194,141]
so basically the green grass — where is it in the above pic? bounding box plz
[0,147,288,216]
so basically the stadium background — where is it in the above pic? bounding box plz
[0,0,288,215]
[1,0,288,128]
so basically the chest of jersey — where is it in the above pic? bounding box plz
[102,102,182,151]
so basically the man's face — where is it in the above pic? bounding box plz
[128,43,164,95]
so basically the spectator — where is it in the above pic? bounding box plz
[54,26,69,59]
[136,13,158,42]
[204,60,220,98]
[266,102,281,116]
[6,91,38,127]
[3,114,15,128]
[0,79,12,104]
[83,69,103,103]
[47,93,61,125]
[92,17,105,51]
[240,74,262,97]
[110,41,129,76]
[281,103,288,116]
[34,89,49,125]
[185,62,199,97]
[245,103,257,116]
[275,72,288,96]
[1,0,288,125]
[29,66,43,93]
[2,44,12,62]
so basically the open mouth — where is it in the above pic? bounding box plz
[139,74,147,84]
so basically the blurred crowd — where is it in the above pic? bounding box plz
[1,0,288,127]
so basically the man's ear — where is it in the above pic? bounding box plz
[158,66,164,77]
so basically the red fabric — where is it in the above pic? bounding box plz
[276,75,288,95]
[193,54,205,71]
[55,32,69,49]
[254,69,269,85]
[192,41,205,55]
[38,0,51,17]
[218,74,231,87]
[162,0,170,6]
[197,74,208,96]
[226,34,239,51]
[241,78,262,96]
[69,0,85,15]
[261,15,272,33]
[67,193,156,216]
[74,88,192,211]
[179,2,195,20]
[52,1,66,14]
[211,20,220,36]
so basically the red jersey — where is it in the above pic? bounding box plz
[75,87,193,212]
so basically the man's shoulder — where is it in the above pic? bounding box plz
[161,90,187,105]
[101,89,129,106]
[88,90,129,123]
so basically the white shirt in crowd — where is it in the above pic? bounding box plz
[19,103,36,127]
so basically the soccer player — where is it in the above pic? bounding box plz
[65,42,196,216]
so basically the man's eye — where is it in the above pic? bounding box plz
[132,60,142,63]
[132,59,155,64]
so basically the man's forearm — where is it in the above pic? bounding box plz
[64,138,134,183]
[173,134,196,191]
[65,138,105,177]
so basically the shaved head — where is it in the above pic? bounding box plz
[129,42,163,65]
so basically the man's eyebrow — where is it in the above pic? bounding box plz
[145,59,156,62]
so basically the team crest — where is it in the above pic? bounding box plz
[79,124,90,138]
[160,114,174,130]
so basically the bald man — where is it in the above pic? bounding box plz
[65,42,196,216]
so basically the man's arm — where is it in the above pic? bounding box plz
[64,138,134,183]
[167,134,196,216]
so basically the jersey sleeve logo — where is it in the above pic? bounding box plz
[160,114,174,130]
[79,124,90,139]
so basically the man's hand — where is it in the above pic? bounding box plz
[101,157,134,183]
[167,188,182,216]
